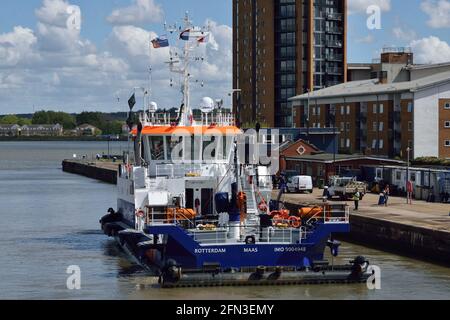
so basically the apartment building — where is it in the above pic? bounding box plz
[289,53,450,159]
[233,0,347,128]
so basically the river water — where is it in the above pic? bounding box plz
[0,141,449,300]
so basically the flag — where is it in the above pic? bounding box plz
[128,93,136,110]
[151,36,169,48]
[197,33,210,43]
[180,29,190,41]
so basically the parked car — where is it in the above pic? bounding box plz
[286,175,314,193]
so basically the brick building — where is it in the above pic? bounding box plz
[233,0,347,128]
[289,50,450,160]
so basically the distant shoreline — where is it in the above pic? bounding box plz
[0,136,128,142]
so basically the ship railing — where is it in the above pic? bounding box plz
[306,204,349,225]
[187,222,308,244]
[145,208,197,229]
[139,112,235,127]
[155,163,230,178]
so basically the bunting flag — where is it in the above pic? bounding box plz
[128,93,136,110]
[197,33,210,43]
[151,36,169,48]
[180,29,191,41]
[180,29,210,42]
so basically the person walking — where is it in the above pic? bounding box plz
[384,185,390,207]
[353,189,361,211]
[322,186,330,203]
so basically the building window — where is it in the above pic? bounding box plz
[346,139,350,148]
[372,140,377,149]
[317,106,321,116]
[346,122,350,132]
[373,104,377,114]
[379,122,384,131]
[379,139,384,149]
[373,122,377,132]
[379,104,384,114]
[445,121,450,128]
[340,122,345,132]
[445,140,450,147]
[341,106,344,115]
[407,102,413,112]
[341,138,345,148]
[445,103,450,110]
[346,105,350,115]
[396,171,402,180]
[408,121,413,131]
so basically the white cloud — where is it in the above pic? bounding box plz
[410,36,450,63]
[0,26,38,67]
[107,0,163,26]
[0,0,233,115]
[392,27,417,41]
[348,0,391,14]
[421,0,450,28]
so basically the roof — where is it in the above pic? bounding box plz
[285,153,406,164]
[0,124,20,129]
[406,62,450,70]
[77,124,98,129]
[347,63,373,70]
[131,126,242,136]
[22,124,61,129]
[289,70,450,103]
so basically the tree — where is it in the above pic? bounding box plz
[32,110,76,129]
[0,115,32,125]
[0,115,20,124]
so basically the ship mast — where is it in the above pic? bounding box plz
[165,12,209,126]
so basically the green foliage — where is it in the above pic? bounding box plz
[32,111,76,129]
[76,112,124,135]
[0,115,32,126]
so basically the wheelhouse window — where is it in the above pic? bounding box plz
[148,136,165,160]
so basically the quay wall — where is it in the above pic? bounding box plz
[62,160,117,184]
[283,202,450,265]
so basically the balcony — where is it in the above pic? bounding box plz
[326,40,343,48]
[326,13,343,21]
[326,67,343,75]
[325,26,343,34]
[326,54,343,61]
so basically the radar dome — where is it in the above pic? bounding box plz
[149,101,158,113]
[200,97,215,113]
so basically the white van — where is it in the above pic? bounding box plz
[286,176,314,193]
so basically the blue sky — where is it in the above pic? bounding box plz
[1,0,450,114]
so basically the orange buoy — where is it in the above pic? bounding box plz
[288,216,301,228]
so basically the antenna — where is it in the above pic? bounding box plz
[162,12,211,126]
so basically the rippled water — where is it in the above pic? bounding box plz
[0,141,449,300]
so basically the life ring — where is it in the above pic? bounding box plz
[272,215,284,226]
[288,216,301,228]
[136,209,145,218]
[258,201,267,212]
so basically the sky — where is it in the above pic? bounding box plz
[1,0,450,115]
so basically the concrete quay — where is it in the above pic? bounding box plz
[279,190,450,265]
[62,159,119,184]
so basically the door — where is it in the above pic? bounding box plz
[201,188,213,216]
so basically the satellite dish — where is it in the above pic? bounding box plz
[200,97,215,113]
[149,101,158,113]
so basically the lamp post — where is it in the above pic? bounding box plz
[306,89,311,143]
[406,146,411,204]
